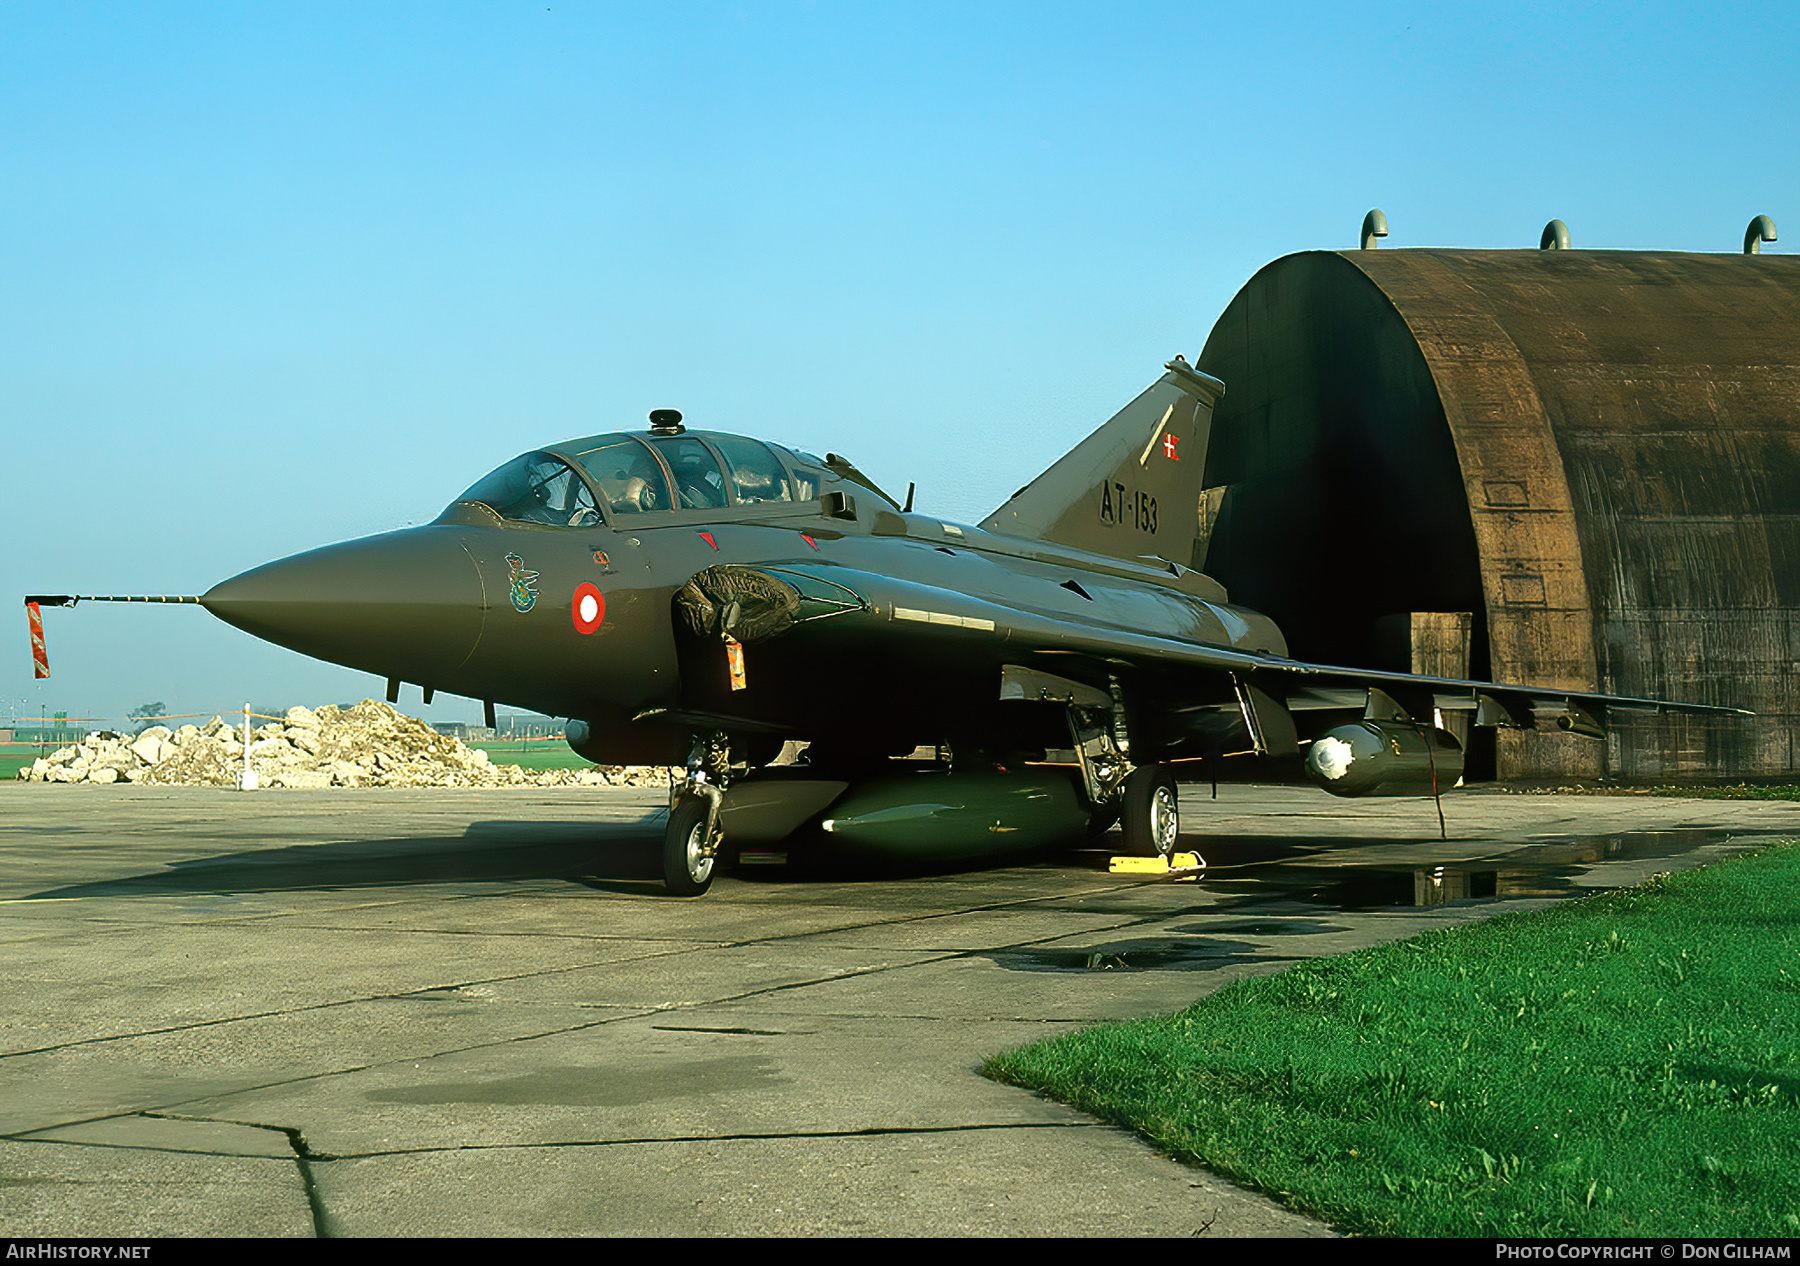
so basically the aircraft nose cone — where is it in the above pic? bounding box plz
[202,528,485,683]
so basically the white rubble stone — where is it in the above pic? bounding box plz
[285,727,322,755]
[130,734,172,766]
[19,697,676,792]
[271,769,332,788]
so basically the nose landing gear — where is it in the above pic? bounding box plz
[665,731,730,895]
[664,792,720,895]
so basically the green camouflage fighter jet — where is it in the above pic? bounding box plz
[27,358,1742,895]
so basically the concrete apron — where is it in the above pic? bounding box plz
[1,782,1794,1237]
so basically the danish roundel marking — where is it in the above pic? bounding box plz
[572,583,605,635]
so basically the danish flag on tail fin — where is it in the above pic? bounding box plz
[978,355,1223,567]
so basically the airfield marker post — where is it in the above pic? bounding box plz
[237,701,259,791]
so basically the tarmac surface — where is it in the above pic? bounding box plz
[2,780,1797,1238]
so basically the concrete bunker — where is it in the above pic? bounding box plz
[1193,242,1800,781]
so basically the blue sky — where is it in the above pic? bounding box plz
[4,1,1795,725]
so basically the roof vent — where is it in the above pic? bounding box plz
[1744,215,1778,255]
[648,409,685,436]
[1360,209,1388,250]
[1539,220,1571,250]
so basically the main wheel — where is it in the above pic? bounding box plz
[664,796,718,896]
[1120,765,1179,859]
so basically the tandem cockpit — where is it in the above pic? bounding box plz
[439,410,898,530]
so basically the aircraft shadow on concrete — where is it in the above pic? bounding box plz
[25,821,1743,905]
[25,816,674,901]
[18,815,1236,901]
[731,828,1413,886]
[979,934,1312,974]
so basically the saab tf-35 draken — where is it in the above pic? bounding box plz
[27,357,1742,894]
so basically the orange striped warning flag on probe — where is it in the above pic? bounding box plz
[27,601,49,679]
[20,594,200,681]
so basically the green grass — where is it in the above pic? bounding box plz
[1645,784,1800,802]
[1537,783,1800,802]
[985,844,1800,1237]
[468,740,599,772]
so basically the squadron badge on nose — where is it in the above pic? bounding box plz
[506,553,539,613]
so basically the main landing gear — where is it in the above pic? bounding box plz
[1120,764,1179,860]
[1066,685,1179,861]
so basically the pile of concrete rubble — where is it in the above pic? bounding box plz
[15,700,672,790]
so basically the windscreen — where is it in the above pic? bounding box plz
[459,452,602,526]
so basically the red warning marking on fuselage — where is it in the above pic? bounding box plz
[699,532,718,551]
[572,583,605,635]
[800,534,818,550]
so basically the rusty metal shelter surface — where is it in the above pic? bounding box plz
[1195,248,1800,781]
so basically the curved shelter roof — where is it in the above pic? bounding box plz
[1195,247,1800,780]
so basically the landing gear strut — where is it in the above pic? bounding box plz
[665,731,729,895]
[1066,677,1178,857]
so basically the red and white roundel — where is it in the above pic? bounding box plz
[571,583,605,634]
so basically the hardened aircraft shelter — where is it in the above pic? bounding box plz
[1193,219,1800,780]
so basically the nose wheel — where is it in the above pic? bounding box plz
[1121,764,1179,859]
[665,730,730,896]
[664,794,719,896]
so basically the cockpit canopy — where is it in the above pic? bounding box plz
[452,430,890,528]
[458,451,606,527]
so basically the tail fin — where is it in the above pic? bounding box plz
[980,357,1223,564]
